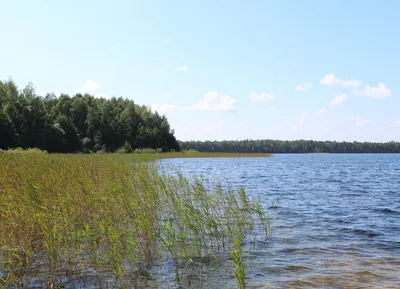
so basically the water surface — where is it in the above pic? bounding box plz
[160,154,400,288]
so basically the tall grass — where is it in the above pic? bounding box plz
[0,153,270,288]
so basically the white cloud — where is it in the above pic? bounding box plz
[355,82,391,99]
[321,73,391,100]
[74,80,109,98]
[296,82,312,92]
[320,73,362,88]
[74,80,100,94]
[354,116,371,127]
[291,112,307,130]
[151,91,237,113]
[177,65,189,71]
[150,104,179,112]
[192,91,236,111]
[248,92,274,103]
[316,108,327,115]
[330,93,347,105]
[300,112,307,125]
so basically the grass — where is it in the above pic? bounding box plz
[0,153,270,288]
[127,151,271,162]
[0,147,271,160]
[229,230,246,289]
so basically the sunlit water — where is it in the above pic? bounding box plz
[4,154,400,288]
[159,154,400,288]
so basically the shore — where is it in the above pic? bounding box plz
[131,151,271,161]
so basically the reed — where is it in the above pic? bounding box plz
[0,153,270,288]
[229,230,246,289]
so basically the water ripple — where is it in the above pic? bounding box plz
[161,154,400,288]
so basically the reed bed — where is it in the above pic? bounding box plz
[0,153,270,288]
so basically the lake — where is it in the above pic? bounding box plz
[160,154,400,288]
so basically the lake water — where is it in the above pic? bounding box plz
[160,154,400,288]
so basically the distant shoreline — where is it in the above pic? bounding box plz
[179,139,400,154]
[154,152,271,158]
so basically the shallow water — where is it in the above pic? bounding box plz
[160,154,400,288]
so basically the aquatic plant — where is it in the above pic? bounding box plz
[0,153,270,288]
[229,230,246,289]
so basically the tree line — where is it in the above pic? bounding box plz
[0,79,180,152]
[180,139,400,153]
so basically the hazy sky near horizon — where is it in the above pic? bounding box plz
[1,0,400,142]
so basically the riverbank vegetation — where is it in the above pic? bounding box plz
[0,147,270,161]
[180,139,400,153]
[0,153,270,288]
[0,79,180,153]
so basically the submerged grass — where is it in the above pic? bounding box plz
[0,153,270,288]
[104,151,270,161]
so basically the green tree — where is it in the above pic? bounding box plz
[0,78,180,153]
[0,109,17,149]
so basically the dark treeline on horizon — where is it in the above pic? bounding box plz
[180,139,400,153]
[0,79,180,152]
[2,79,400,155]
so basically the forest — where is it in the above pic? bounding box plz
[180,139,400,153]
[1,78,400,154]
[0,79,180,153]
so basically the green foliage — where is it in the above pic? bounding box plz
[0,147,48,154]
[229,230,246,289]
[0,154,269,287]
[0,78,180,153]
[116,140,133,153]
[0,109,17,149]
[133,148,163,154]
[180,139,400,153]
[183,149,199,153]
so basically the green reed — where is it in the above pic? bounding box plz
[229,230,246,289]
[0,153,270,288]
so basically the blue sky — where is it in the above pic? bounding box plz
[1,0,400,141]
